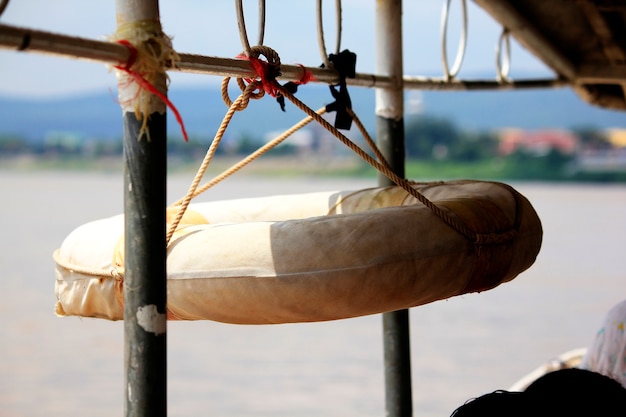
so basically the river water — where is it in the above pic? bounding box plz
[0,170,625,417]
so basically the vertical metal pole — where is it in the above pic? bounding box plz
[116,1,167,416]
[375,1,413,417]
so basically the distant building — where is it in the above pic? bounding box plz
[605,128,626,148]
[497,128,579,156]
[577,128,626,172]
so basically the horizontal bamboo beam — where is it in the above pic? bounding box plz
[175,52,392,88]
[0,23,128,64]
[0,23,566,91]
[403,75,567,90]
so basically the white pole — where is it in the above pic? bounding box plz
[376,1,413,417]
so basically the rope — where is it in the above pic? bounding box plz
[496,27,512,83]
[275,83,518,245]
[166,45,315,242]
[317,0,343,69]
[235,0,266,56]
[114,39,188,141]
[165,79,261,245]
[236,45,282,97]
[168,45,515,246]
[440,0,468,81]
[53,249,123,280]
[57,60,516,288]
[345,106,391,170]
[168,100,383,218]
[110,20,187,141]
[171,107,325,207]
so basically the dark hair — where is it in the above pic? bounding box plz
[450,368,626,417]
[525,368,626,414]
[450,390,528,417]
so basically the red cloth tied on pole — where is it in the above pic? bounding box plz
[115,39,189,142]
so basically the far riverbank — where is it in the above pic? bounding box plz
[3,154,626,183]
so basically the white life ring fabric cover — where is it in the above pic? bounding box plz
[54,180,542,324]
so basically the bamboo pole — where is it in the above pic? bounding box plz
[115,1,167,416]
[375,1,413,417]
[0,23,566,91]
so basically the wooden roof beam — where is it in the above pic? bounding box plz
[576,0,626,99]
[577,63,626,84]
[473,0,577,81]
[576,0,626,63]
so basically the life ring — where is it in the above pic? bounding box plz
[54,180,542,324]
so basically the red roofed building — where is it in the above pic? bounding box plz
[498,129,579,156]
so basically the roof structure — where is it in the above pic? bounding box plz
[475,0,626,110]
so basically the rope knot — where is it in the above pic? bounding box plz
[237,45,282,98]
[111,21,188,141]
[222,45,285,110]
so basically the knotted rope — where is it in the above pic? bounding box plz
[168,45,516,246]
[166,45,302,245]
[274,84,486,244]
[165,80,259,245]
[111,20,188,142]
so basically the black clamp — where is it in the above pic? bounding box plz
[325,49,357,130]
[276,81,298,112]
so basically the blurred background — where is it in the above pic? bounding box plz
[1,1,625,416]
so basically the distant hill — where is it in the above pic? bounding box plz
[1,83,625,143]
[416,88,626,131]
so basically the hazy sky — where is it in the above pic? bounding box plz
[0,0,552,98]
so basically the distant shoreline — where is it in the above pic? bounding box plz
[3,154,626,183]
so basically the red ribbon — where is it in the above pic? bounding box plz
[237,54,281,97]
[294,64,317,85]
[115,40,188,142]
[237,54,316,97]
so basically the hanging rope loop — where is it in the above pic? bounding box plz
[221,76,263,110]
[316,0,343,69]
[496,27,511,83]
[235,0,267,57]
[440,0,468,81]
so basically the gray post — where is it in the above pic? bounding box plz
[123,112,167,417]
[116,1,167,416]
[375,1,413,417]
